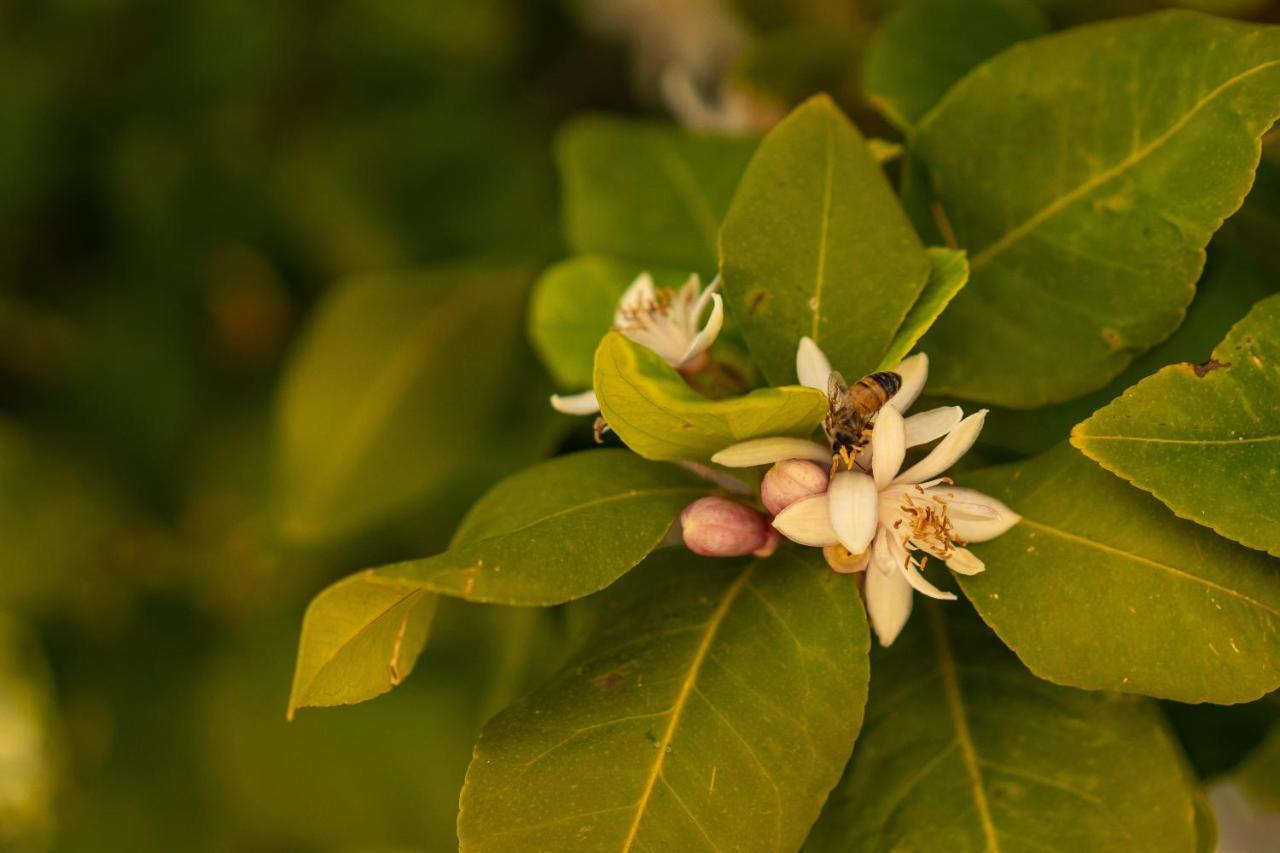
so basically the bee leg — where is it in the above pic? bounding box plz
[839,446,855,470]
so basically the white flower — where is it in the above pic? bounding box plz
[550,272,724,416]
[712,337,1019,646]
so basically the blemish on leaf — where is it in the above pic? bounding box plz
[747,289,767,314]
[1101,327,1124,349]
[1192,358,1229,377]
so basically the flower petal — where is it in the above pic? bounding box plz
[871,403,905,489]
[865,560,913,646]
[678,292,724,365]
[829,470,878,555]
[933,486,1021,542]
[823,544,870,573]
[946,547,986,575]
[711,437,830,467]
[890,352,928,412]
[903,562,958,600]
[549,390,600,415]
[893,409,987,485]
[796,336,832,391]
[903,406,963,448]
[614,272,656,325]
[773,495,840,547]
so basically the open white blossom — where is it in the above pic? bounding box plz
[550,272,723,416]
[712,337,1019,645]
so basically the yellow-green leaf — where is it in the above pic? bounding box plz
[958,444,1280,704]
[287,574,438,718]
[594,332,827,462]
[1073,293,1280,556]
[916,12,1280,406]
[720,94,930,384]
[458,547,870,852]
[809,602,1199,853]
[879,247,969,368]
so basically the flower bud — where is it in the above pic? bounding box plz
[760,459,830,515]
[680,497,773,558]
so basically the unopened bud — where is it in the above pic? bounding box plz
[680,497,772,558]
[761,459,829,515]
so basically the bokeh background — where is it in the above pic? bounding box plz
[2,1,1280,850]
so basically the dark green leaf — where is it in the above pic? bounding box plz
[916,12,1280,405]
[458,547,870,851]
[958,444,1280,704]
[864,0,1048,131]
[594,332,827,462]
[557,117,757,272]
[720,94,930,384]
[808,602,1198,853]
[1073,293,1280,556]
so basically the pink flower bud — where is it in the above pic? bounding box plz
[760,459,829,515]
[680,497,772,558]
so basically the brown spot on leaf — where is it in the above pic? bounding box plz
[1192,359,1229,378]
[747,290,767,314]
[1101,328,1124,349]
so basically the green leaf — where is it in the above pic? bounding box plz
[457,547,870,851]
[287,574,438,718]
[529,257,690,390]
[915,11,1280,406]
[1193,793,1218,853]
[878,247,969,368]
[594,332,827,462]
[1072,293,1280,556]
[808,602,1198,853]
[0,614,59,850]
[720,94,930,384]
[971,244,1279,456]
[958,444,1280,704]
[274,264,542,545]
[373,450,708,605]
[557,117,757,272]
[863,0,1047,131]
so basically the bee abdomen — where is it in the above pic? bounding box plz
[857,371,901,402]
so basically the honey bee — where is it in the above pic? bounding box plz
[825,370,902,472]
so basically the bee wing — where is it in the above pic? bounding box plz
[827,371,849,406]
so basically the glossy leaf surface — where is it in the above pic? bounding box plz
[1073,293,1280,556]
[720,95,930,384]
[594,333,827,462]
[959,444,1280,703]
[879,247,969,368]
[809,602,1198,853]
[458,548,870,852]
[916,12,1280,406]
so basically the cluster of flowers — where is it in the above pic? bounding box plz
[551,272,1018,645]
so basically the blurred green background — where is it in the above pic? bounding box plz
[3,0,1280,850]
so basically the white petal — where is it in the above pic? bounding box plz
[946,547,986,575]
[865,561,914,646]
[829,470,878,555]
[549,390,600,415]
[931,486,1020,543]
[870,528,898,576]
[615,272,656,325]
[678,292,723,365]
[870,404,905,489]
[711,437,830,467]
[796,336,832,391]
[889,352,929,412]
[903,562,957,600]
[903,406,963,448]
[772,495,840,547]
[894,409,987,485]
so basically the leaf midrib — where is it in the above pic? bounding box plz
[927,604,1001,853]
[968,58,1280,271]
[621,563,757,851]
[811,115,836,342]
[1017,518,1280,617]
[1077,433,1280,446]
